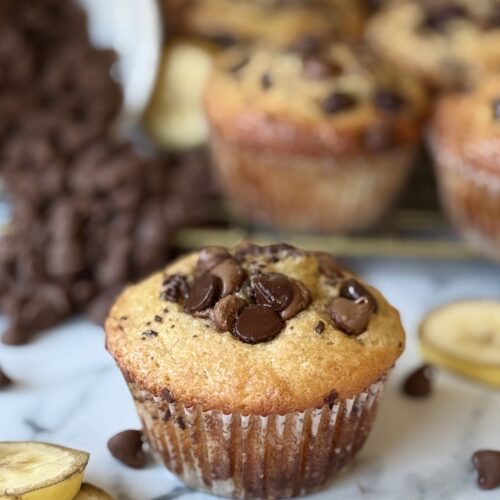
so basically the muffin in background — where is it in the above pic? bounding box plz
[160,0,366,48]
[106,243,405,499]
[367,0,500,91]
[429,76,500,260]
[204,43,427,233]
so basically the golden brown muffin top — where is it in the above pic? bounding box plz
[161,0,365,47]
[367,0,500,90]
[431,75,500,174]
[106,243,405,415]
[204,42,426,157]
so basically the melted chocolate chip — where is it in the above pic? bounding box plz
[184,273,222,314]
[0,367,12,388]
[162,388,175,403]
[472,450,500,490]
[212,295,248,332]
[107,430,147,469]
[402,364,434,398]
[253,273,294,312]
[329,297,372,336]
[314,321,325,334]
[229,56,250,75]
[281,280,311,320]
[322,92,357,114]
[324,390,338,409]
[261,72,273,90]
[493,99,500,120]
[373,89,406,114]
[233,305,283,344]
[421,4,468,31]
[303,57,342,80]
[197,246,231,276]
[210,258,246,297]
[340,279,377,312]
[161,274,189,303]
[142,329,158,338]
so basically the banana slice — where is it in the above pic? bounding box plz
[75,483,113,499]
[0,441,89,500]
[419,300,500,388]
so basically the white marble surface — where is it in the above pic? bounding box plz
[1,258,499,500]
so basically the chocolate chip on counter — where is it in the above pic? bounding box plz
[493,99,500,120]
[322,92,357,114]
[261,72,273,90]
[253,273,293,312]
[162,388,175,403]
[107,430,147,469]
[281,280,311,321]
[314,252,343,280]
[402,364,435,398]
[233,305,284,344]
[184,273,222,314]
[373,89,406,114]
[212,295,248,332]
[303,57,342,80]
[340,279,378,312]
[324,390,338,409]
[229,56,250,75]
[161,274,190,303]
[142,329,158,339]
[329,297,372,336]
[0,367,12,388]
[314,321,325,334]
[472,450,500,490]
[2,327,29,347]
[210,258,246,297]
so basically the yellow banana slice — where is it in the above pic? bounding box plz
[75,483,113,499]
[419,300,500,388]
[0,441,89,500]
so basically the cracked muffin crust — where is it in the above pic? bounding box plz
[204,43,427,232]
[367,0,500,90]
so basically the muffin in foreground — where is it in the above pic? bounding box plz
[429,76,500,259]
[367,0,500,91]
[106,243,405,499]
[204,43,426,233]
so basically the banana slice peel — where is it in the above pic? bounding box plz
[419,300,500,388]
[0,442,89,500]
[75,483,113,500]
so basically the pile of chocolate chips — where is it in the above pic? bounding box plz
[0,0,211,345]
[161,244,378,344]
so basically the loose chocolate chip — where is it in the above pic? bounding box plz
[315,252,343,280]
[261,72,273,90]
[212,295,248,332]
[472,450,500,490]
[154,315,163,323]
[0,367,12,388]
[141,329,158,339]
[324,390,338,409]
[322,92,357,114]
[493,99,500,120]
[233,305,284,344]
[162,388,175,403]
[362,125,394,151]
[329,297,372,336]
[196,246,231,276]
[373,89,406,114]
[340,279,378,312]
[281,280,311,321]
[229,56,250,75]
[421,4,468,31]
[210,258,246,297]
[107,430,147,469]
[176,416,186,430]
[161,274,190,303]
[253,273,293,312]
[402,364,434,398]
[314,321,325,334]
[303,57,342,80]
[185,273,222,314]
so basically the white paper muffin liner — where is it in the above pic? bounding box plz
[129,378,386,499]
[430,135,500,260]
[209,132,416,233]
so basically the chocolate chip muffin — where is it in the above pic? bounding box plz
[204,43,426,232]
[367,0,500,91]
[429,76,500,259]
[106,243,405,499]
[161,0,365,48]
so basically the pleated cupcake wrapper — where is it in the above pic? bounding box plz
[430,134,500,260]
[210,132,416,233]
[130,379,385,499]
